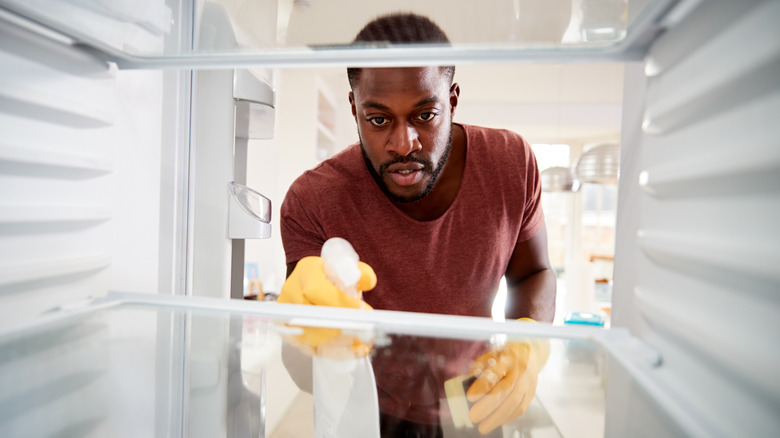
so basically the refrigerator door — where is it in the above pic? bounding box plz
[0,0,681,69]
[0,291,637,438]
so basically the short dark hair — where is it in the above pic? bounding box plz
[347,13,455,89]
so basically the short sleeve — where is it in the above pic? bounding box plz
[516,137,545,242]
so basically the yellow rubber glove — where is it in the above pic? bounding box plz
[466,319,551,435]
[277,256,377,359]
[278,256,376,309]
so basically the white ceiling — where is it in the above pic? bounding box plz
[285,0,576,47]
[451,63,624,144]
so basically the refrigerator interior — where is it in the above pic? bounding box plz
[0,291,620,438]
[0,0,778,437]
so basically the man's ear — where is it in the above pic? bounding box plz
[449,83,460,117]
[349,91,357,121]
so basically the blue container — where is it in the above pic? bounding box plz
[563,311,605,327]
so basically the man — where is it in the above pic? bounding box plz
[278,12,556,437]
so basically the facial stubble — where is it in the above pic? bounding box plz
[360,127,453,204]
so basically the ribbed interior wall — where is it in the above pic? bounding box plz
[0,24,164,327]
[0,21,169,437]
[611,1,780,437]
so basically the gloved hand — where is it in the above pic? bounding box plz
[466,319,550,435]
[277,256,377,359]
[278,256,376,309]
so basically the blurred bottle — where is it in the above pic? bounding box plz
[321,237,362,300]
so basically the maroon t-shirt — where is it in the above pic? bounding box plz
[281,123,543,315]
[280,123,544,424]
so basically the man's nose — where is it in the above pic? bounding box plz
[386,122,422,156]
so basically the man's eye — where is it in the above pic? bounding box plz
[368,117,387,126]
[418,112,436,121]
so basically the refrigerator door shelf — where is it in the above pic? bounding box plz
[229,182,271,239]
[234,69,275,140]
[235,100,274,140]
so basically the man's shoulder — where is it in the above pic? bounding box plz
[288,143,362,196]
[461,124,529,159]
[461,124,531,163]
[462,123,527,144]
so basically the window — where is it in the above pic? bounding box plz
[533,144,573,271]
[531,143,618,323]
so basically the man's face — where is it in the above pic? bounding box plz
[350,67,458,203]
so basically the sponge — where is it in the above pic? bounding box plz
[444,375,477,429]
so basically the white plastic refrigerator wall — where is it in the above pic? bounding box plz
[0,0,778,437]
[0,21,168,320]
[609,1,780,436]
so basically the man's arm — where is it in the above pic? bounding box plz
[503,223,556,322]
[465,224,554,433]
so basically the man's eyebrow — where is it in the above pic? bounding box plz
[414,96,439,107]
[361,96,440,112]
[362,100,391,111]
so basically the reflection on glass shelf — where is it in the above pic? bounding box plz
[0,0,677,66]
[0,295,609,438]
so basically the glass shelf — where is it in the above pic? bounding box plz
[0,291,631,438]
[0,0,680,68]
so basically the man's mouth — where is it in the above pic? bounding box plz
[388,168,423,186]
[377,156,430,190]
